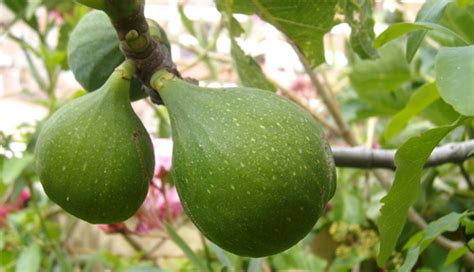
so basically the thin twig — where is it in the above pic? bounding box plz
[292,43,357,145]
[458,162,473,190]
[270,80,340,134]
[120,232,155,261]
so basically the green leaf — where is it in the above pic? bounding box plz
[230,40,276,91]
[376,21,468,48]
[15,244,41,272]
[384,82,440,139]
[420,212,465,250]
[376,118,463,265]
[457,0,474,7]
[435,46,474,116]
[221,2,275,92]
[374,23,432,48]
[438,3,474,44]
[445,246,469,265]
[67,10,146,101]
[399,212,465,270]
[2,154,34,184]
[349,42,413,114]
[178,4,197,37]
[344,0,379,59]
[461,215,474,234]
[163,223,209,272]
[406,0,453,62]
[400,246,420,272]
[219,0,338,67]
[208,243,232,271]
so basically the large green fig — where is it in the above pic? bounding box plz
[154,74,336,257]
[36,62,155,224]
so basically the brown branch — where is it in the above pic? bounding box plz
[332,140,474,169]
[291,43,357,146]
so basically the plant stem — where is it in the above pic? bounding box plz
[292,44,357,145]
[25,178,71,271]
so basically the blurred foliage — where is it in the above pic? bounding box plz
[1,0,473,271]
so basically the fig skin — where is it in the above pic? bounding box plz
[35,64,155,224]
[157,77,336,257]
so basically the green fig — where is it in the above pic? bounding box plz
[153,73,336,257]
[36,62,155,224]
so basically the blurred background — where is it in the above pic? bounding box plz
[1,0,472,271]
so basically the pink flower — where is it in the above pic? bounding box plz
[0,189,30,227]
[134,179,183,234]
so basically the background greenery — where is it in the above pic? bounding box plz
[0,0,473,271]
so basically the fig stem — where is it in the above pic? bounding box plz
[150,69,175,91]
[116,60,136,80]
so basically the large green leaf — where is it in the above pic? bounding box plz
[406,0,452,62]
[67,10,147,101]
[376,118,463,265]
[350,42,413,114]
[384,82,440,139]
[217,0,338,67]
[435,46,474,116]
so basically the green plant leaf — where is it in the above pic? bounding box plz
[445,246,469,265]
[163,223,209,272]
[437,3,474,44]
[15,244,41,272]
[399,212,465,270]
[349,42,413,114]
[399,246,419,272]
[420,212,465,250]
[461,215,474,234]
[457,0,474,7]
[343,0,379,59]
[376,118,463,265]
[230,40,276,91]
[406,0,453,62]
[217,0,338,67]
[221,3,275,92]
[67,10,146,101]
[208,242,232,271]
[435,46,474,116]
[374,23,432,48]
[384,82,440,139]
[2,154,34,184]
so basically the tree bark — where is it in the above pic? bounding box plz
[332,140,474,169]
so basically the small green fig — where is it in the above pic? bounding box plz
[153,73,336,257]
[36,62,155,224]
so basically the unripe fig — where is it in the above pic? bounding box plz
[154,74,336,257]
[36,62,155,224]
